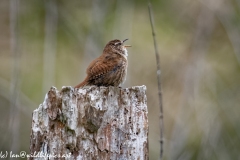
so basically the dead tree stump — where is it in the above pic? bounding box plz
[30,86,148,160]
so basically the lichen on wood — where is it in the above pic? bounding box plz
[30,86,148,160]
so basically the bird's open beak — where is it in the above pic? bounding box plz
[122,39,131,47]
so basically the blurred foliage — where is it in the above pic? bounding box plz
[0,0,240,159]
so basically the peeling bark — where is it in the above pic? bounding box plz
[30,86,148,160]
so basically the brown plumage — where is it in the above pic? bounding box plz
[75,39,131,88]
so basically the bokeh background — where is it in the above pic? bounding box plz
[1,0,240,159]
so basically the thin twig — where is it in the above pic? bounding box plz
[9,0,20,152]
[147,1,164,160]
[43,0,58,94]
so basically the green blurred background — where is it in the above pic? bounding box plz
[1,0,240,159]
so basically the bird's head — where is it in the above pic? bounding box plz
[103,39,131,58]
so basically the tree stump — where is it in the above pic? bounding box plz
[30,86,148,160]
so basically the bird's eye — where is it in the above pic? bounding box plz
[114,42,121,46]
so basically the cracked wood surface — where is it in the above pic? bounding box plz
[30,86,148,160]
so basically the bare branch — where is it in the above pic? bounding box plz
[147,1,164,159]
[9,0,20,152]
[43,0,58,94]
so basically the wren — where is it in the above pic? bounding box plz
[75,39,131,88]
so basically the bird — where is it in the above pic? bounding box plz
[75,39,131,88]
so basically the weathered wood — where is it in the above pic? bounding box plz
[29,86,148,160]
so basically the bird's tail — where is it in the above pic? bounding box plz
[74,78,88,88]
